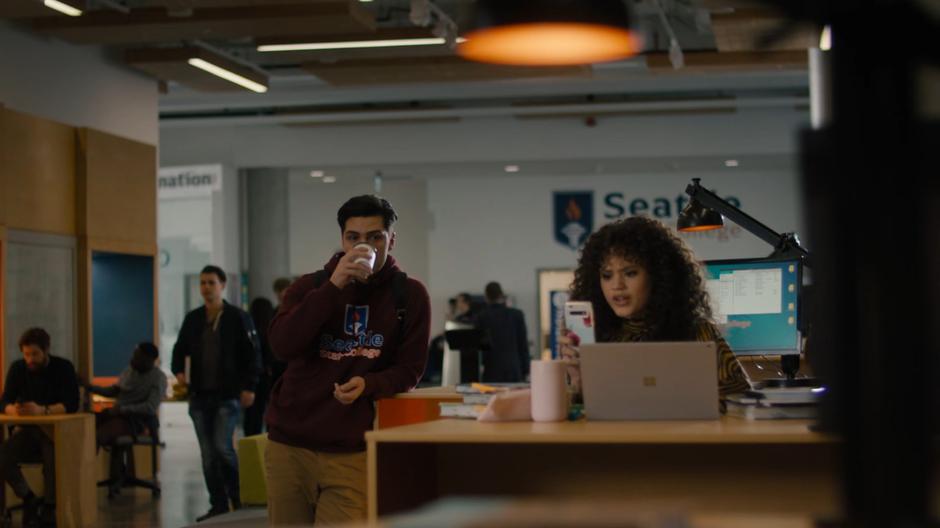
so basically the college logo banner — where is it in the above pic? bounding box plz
[553,191,593,250]
[344,305,369,336]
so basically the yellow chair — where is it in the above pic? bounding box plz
[237,434,268,505]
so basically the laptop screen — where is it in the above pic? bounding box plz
[702,258,802,356]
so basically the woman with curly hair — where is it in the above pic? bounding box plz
[561,216,750,397]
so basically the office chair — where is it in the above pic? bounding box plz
[0,433,47,528]
[97,413,162,498]
[0,467,43,528]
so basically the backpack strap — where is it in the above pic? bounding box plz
[392,271,408,338]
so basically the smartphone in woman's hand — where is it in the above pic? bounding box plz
[564,301,596,345]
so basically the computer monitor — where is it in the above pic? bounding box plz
[702,258,802,357]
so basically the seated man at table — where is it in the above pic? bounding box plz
[86,342,167,486]
[0,327,80,527]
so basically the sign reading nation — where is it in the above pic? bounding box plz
[158,164,223,199]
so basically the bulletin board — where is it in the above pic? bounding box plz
[3,231,78,372]
[92,252,155,376]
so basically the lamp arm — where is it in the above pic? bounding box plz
[685,181,811,261]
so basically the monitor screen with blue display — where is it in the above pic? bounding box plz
[702,258,802,356]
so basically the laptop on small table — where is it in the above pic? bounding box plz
[579,342,719,420]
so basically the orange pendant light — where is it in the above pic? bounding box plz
[458,0,642,66]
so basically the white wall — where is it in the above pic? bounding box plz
[212,165,242,281]
[160,107,806,168]
[426,169,805,345]
[287,170,430,284]
[0,21,158,145]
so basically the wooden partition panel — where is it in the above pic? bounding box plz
[76,128,157,246]
[76,239,92,383]
[75,128,157,379]
[0,225,5,391]
[0,108,77,234]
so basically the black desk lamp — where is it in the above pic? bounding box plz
[678,178,811,264]
[677,178,814,385]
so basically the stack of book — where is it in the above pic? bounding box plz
[725,385,824,420]
[438,382,529,419]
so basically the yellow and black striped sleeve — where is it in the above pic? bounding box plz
[695,321,751,396]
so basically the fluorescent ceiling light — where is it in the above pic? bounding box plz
[819,25,832,51]
[44,0,82,16]
[504,165,520,173]
[724,159,739,167]
[258,37,466,53]
[323,176,337,183]
[310,170,325,178]
[187,58,268,93]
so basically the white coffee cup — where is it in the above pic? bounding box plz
[353,243,376,271]
[530,359,568,422]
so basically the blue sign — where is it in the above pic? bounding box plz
[553,191,593,250]
[344,305,370,336]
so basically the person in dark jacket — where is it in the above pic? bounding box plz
[265,195,431,526]
[243,297,275,436]
[476,282,531,382]
[171,265,261,523]
[0,327,79,526]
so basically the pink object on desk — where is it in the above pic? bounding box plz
[477,389,532,422]
[530,359,568,422]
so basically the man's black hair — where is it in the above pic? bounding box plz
[136,342,159,359]
[19,327,50,352]
[201,265,227,284]
[337,195,398,231]
[272,277,291,294]
[484,281,504,303]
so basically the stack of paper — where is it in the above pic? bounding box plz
[725,386,825,420]
[439,383,530,419]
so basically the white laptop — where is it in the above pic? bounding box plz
[579,342,719,420]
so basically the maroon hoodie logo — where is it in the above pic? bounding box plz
[344,305,369,336]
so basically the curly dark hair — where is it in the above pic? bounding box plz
[570,216,712,342]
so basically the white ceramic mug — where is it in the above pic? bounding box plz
[353,243,376,271]
[530,359,568,422]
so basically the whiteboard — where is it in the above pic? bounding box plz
[4,234,77,372]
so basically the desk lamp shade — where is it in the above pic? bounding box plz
[457,0,642,66]
[677,199,724,232]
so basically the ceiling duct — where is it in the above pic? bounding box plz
[28,1,375,45]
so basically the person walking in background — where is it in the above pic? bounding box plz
[264,195,431,526]
[171,265,261,523]
[476,282,531,382]
[243,297,275,437]
[272,277,291,310]
[269,277,292,384]
[453,292,477,324]
[0,328,80,527]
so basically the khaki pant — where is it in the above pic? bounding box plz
[264,439,367,526]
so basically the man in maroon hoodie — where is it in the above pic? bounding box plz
[265,194,431,525]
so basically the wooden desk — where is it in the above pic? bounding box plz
[365,417,840,522]
[360,496,819,528]
[0,414,97,528]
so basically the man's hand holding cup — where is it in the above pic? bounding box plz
[330,244,376,289]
